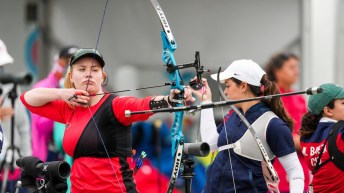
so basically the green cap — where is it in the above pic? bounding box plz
[308,83,344,115]
[70,48,105,67]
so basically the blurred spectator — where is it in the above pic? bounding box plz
[0,38,31,193]
[30,46,78,162]
[132,120,206,193]
[134,159,180,193]
[265,52,310,192]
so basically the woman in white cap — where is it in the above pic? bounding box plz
[20,48,194,193]
[191,59,304,193]
[300,83,344,193]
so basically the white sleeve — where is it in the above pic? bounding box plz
[15,99,32,156]
[15,87,32,156]
[278,152,305,193]
[200,101,219,151]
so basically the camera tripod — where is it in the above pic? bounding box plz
[0,83,22,193]
[181,155,196,193]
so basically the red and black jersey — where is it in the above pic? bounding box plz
[69,94,133,159]
[21,93,153,193]
[300,120,344,193]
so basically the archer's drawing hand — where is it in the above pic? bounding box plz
[62,89,90,108]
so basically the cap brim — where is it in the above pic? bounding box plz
[0,53,14,66]
[334,88,344,99]
[72,53,105,67]
[210,72,233,83]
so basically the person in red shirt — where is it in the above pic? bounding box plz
[20,48,194,193]
[300,83,344,193]
[265,53,310,192]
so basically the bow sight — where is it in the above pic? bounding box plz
[166,51,209,90]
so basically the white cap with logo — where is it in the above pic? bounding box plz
[0,39,14,66]
[210,59,266,87]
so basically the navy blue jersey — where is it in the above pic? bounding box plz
[204,102,295,193]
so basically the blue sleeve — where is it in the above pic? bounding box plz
[266,118,295,157]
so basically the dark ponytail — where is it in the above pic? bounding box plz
[260,75,294,131]
[231,75,294,131]
[299,112,322,137]
[299,99,336,137]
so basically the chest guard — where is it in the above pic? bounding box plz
[218,111,277,161]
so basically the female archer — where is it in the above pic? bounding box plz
[191,59,304,193]
[20,48,195,193]
[300,83,344,193]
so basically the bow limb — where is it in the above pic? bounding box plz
[216,67,280,192]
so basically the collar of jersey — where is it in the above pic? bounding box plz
[320,117,338,123]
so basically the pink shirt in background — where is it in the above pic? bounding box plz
[273,87,310,192]
[30,72,60,161]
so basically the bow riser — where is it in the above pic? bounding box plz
[160,17,184,157]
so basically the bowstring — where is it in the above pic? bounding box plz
[85,0,108,91]
[84,0,125,192]
[220,99,237,192]
[216,68,237,192]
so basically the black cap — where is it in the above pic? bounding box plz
[69,48,105,67]
[59,46,80,58]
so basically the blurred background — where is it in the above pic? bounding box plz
[0,0,343,192]
[2,0,343,95]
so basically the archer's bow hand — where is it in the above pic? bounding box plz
[190,78,212,102]
[169,87,195,105]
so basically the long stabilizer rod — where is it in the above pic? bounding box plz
[125,87,322,117]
